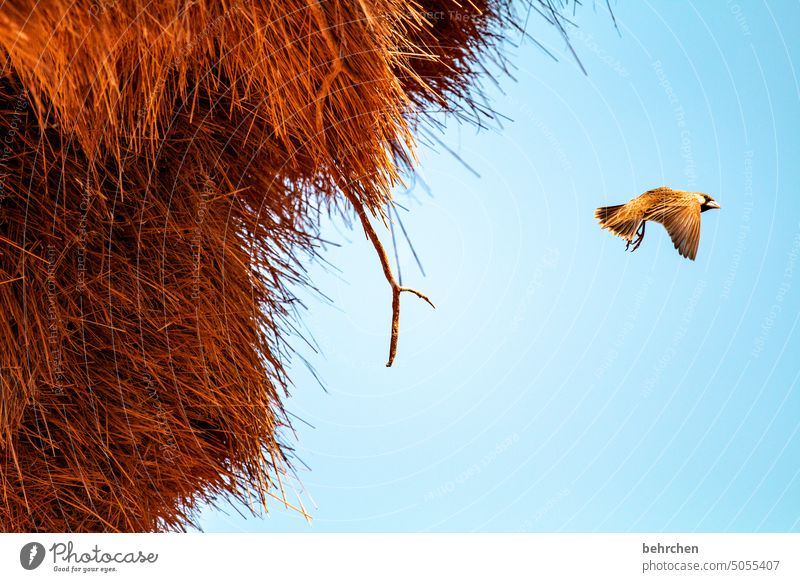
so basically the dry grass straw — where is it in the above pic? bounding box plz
[0,0,567,531]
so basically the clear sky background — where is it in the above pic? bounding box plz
[201,1,800,532]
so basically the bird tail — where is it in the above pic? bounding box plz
[594,204,640,241]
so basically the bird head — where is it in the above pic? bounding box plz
[699,193,720,212]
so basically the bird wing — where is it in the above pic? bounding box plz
[650,200,702,260]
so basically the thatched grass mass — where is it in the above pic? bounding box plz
[0,0,571,531]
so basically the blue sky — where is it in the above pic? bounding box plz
[201,1,800,532]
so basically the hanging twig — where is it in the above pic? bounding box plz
[344,191,434,366]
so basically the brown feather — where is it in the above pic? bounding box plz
[648,200,702,260]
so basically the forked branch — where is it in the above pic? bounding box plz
[344,191,434,366]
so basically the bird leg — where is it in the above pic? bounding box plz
[626,221,646,252]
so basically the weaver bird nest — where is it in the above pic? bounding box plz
[0,0,576,531]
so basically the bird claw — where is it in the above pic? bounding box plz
[626,222,646,252]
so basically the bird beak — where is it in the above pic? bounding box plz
[706,200,721,209]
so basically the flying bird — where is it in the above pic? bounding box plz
[595,187,720,260]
